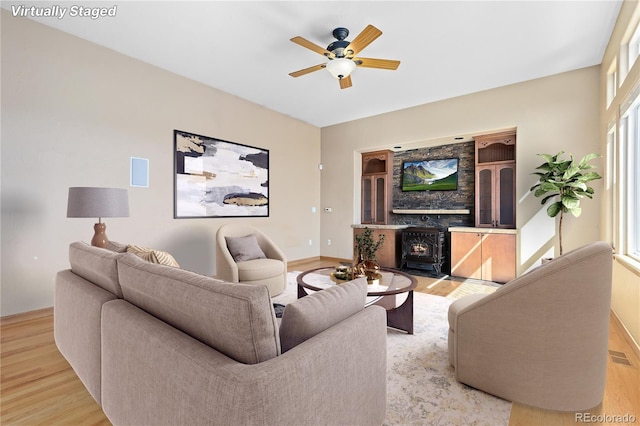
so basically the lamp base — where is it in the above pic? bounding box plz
[91,223,109,248]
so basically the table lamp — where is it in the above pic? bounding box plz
[67,187,129,248]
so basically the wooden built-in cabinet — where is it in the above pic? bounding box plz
[353,227,402,269]
[474,131,516,229]
[450,130,518,283]
[361,150,394,225]
[357,150,398,267]
[450,229,516,283]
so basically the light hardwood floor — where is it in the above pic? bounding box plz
[1,257,638,425]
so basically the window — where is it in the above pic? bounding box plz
[607,59,617,107]
[628,22,640,72]
[630,108,640,260]
[606,126,617,246]
[619,92,640,262]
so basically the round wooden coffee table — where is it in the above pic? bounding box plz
[296,267,417,334]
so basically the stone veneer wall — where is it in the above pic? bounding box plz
[391,141,475,229]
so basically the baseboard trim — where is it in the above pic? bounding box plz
[288,256,351,269]
[1,306,53,326]
[611,309,640,360]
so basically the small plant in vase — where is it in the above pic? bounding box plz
[530,151,601,256]
[354,227,385,282]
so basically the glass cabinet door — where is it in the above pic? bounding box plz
[477,167,494,226]
[362,177,372,223]
[375,176,386,223]
[497,165,515,227]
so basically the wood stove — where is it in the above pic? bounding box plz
[400,227,445,276]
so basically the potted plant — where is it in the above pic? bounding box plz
[354,227,385,282]
[530,151,601,255]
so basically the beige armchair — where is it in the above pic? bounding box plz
[448,241,613,411]
[215,224,287,296]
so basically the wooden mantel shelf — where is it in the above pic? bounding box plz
[392,209,471,215]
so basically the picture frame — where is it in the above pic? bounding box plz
[401,158,459,191]
[174,130,269,218]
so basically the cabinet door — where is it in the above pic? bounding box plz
[362,177,373,223]
[362,175,388,224]
[450,232,482,279]
[475,163,516,228]
[482,234,516,283]
[496,164,516,228]
[476,166,495,227]
[374,176,387,224]
[354,228,399,268]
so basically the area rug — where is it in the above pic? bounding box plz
[274,273,511,425]
[445,280,500,301]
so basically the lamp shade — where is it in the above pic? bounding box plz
[326,58,356,79]
[67,187,129,218]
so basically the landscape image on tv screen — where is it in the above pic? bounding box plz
[402,158,459,191]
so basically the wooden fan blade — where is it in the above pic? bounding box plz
[289,63,326,78]
[354,57,400,70]
[290,36,332,57]
[345,25,382,56]
[339,75,352,89]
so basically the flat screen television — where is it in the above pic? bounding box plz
[402,158,459,191]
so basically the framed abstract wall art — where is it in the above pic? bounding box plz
[174,130,269,218]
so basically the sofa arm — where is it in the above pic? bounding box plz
[102,300,387,426]
[261,240,287,264]
[55,270,118,404]
[215,238,239,282]
[447,293,487,367]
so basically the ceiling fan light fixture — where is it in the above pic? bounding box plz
[289,25,399,88]
[326,58,356,79]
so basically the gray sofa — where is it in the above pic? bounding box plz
[55,242,387,425]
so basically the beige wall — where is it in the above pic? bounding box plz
[320,66,603,276]
[0,12,321,316]
[599,0,640,348]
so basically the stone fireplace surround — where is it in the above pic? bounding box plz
[390,141,475,274]
[391,141,475,230]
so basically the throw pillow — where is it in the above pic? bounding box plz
[279,278,368,352]
[127,244,180,268]
[225,234,266,262]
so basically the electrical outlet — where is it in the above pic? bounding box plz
[327,239,331,246]
[308,239,312,246]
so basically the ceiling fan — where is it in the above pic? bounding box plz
[289,25,400,89]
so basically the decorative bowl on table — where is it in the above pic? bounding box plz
[333,265,352,282]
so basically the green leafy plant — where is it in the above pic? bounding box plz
[354,227,385,262]
[530,151,601,255]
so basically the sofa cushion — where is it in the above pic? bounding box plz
[225,234,266,262]
[126,244,180,267]
[106,240,128,253]
[237,258,285,281]
[117,253,280,364]
[69,241,125,297]
[279,278,368,352]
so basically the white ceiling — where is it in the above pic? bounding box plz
[4,1,622,127]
